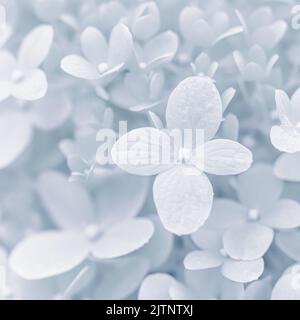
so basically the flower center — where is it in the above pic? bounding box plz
[11,69,24,83]
[248,208,260,221]
[98,63,109,74]
[84,224,102,241]
[139,62,147,70]
[178,148,192,164]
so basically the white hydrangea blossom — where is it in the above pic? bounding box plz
[1,0,300,301]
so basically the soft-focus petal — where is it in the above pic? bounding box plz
[272,271,300,300]
[37,171,95,231]
[270,125,300,154]
[61,55,100,80]
[0,81,12,102]
[138,273,177,300]
[18,25,54,70]
[12,69,48,101]
[91,218,154,259]
[204,198,247,230]
[153,166,213,235]
[184,250,224,270]
[236,163,283,211]
[261,199,300,229]
[111,127,173,176]
[143,31,178,69]
[9,231,89,280]
[0,112,32,169]
[221,258,264,283]
[276,230,300,261]
[0,50,17,80]
[191,228,222,251]
[198,139,253,175]
[166,76,223,141]
[80,27,108,64]
[274,152,300,182]
[93,257,149,300]
[108,23,133,68]
[223,223,274,260]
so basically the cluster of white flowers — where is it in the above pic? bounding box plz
[1,0,300,300]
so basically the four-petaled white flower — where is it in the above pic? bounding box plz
[111,76,253,235]
[0,24,53,102]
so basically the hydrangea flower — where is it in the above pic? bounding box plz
[270,89,300,153]
[9,171,153,280]
[233,45,279,82]
[61,23,133,82]
[111,76,253,235]
[0,24,53,101]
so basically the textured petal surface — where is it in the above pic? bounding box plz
[166,76,223,141]
[153,166,213,235]
[111,127,173,176]
[199,139,253,175]
[9,231,89,280]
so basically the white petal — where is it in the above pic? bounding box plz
[272,272,300,300]
[276,230,300,261]
[80,27,108,64]
[213,26,244,45]
[252,20,287,51]
[261,199,300,229]
[221,258,264,283]
[143,31,178,69]
[0,50,17,80]
[218,114,239,141]
[91,218,154,259]
[236,163,283,211]
[61,55,100,80]
[204,198,247,231]
[138,273,177,300]
[274,152,300,182]
[275,89,293,127]
[9,231,89,280]
[222,88,236,112]
[138,215,174,270]
[191,228,222,251]
[223,223,274,260]
[184,250,224,270]
[132,2,160,41]
[0,112,32,169]
[93,257,149,300]
[199,139,253,175]
[153,166,213,236]
[96,174,149,228]
[270,125,300,154]
[108,23,133,68]
[0,81,12,102]
[37,171,95,230]
[111,127,173,176]
[166,76,223,141]
[18,25,54,70]
[12,69,48,101]
[243,278,272,300]
[29,89,71,130]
